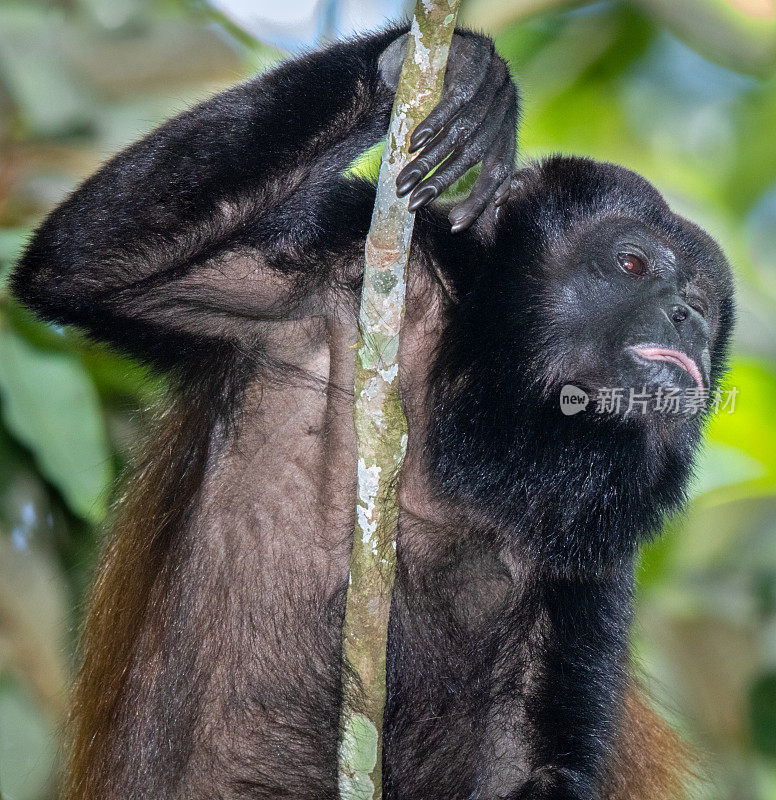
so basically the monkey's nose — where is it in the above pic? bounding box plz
[671,304,689,324]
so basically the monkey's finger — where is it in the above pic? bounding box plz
[486,109,518,214]
[404,107,505,212]
[448,169,511,233]
[448,114,516,232]
[449,115,516,231]
[494,177,511,207]
[405,80,515,211]
[397,65,510,198]
[399,77,513,205]
[408,39,502,153]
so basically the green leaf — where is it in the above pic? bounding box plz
[707,359,776,475]
[0,535,70,715]
[0,328,111,522]
[0,674,57,800]
[750,672,776,757]
[346,140,384,182]
[0,229,29,292]
[691,441,767,497]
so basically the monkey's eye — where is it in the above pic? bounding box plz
[617,252,648,277]
[685,297,708,317]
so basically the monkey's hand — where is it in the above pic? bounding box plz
[380,31,518,232]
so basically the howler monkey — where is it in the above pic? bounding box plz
[11,23,734,800]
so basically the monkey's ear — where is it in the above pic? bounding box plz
[378,33,408,91]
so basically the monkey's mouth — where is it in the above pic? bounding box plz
[629,345,704,389]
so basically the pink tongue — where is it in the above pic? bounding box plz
[632,346,704,389]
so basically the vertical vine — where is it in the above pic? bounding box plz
[338,3,461,799]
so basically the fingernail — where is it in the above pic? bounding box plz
[409,128,432,152]
[396,169,421,197]
[407,185,437,212]
[450,211,474,233]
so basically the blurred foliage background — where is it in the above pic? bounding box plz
[0,0,775,797]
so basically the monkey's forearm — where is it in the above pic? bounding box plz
[512,572,634,800]
[11,27,405,363]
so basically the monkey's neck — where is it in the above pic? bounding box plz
[427,380,698,574]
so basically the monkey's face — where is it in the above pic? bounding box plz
[535,214,734,416]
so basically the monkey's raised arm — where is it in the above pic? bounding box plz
[12,28,516,368]
[11,29,403,367]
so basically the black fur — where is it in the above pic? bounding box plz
[10,24,733,800]
[427,157,735,573]
[384,155,734,799]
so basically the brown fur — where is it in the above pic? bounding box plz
[68,440,692,800]
[63,270,694,799]
[10,24,710,798]
[65,380,223,800]
[604,684,694,800]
